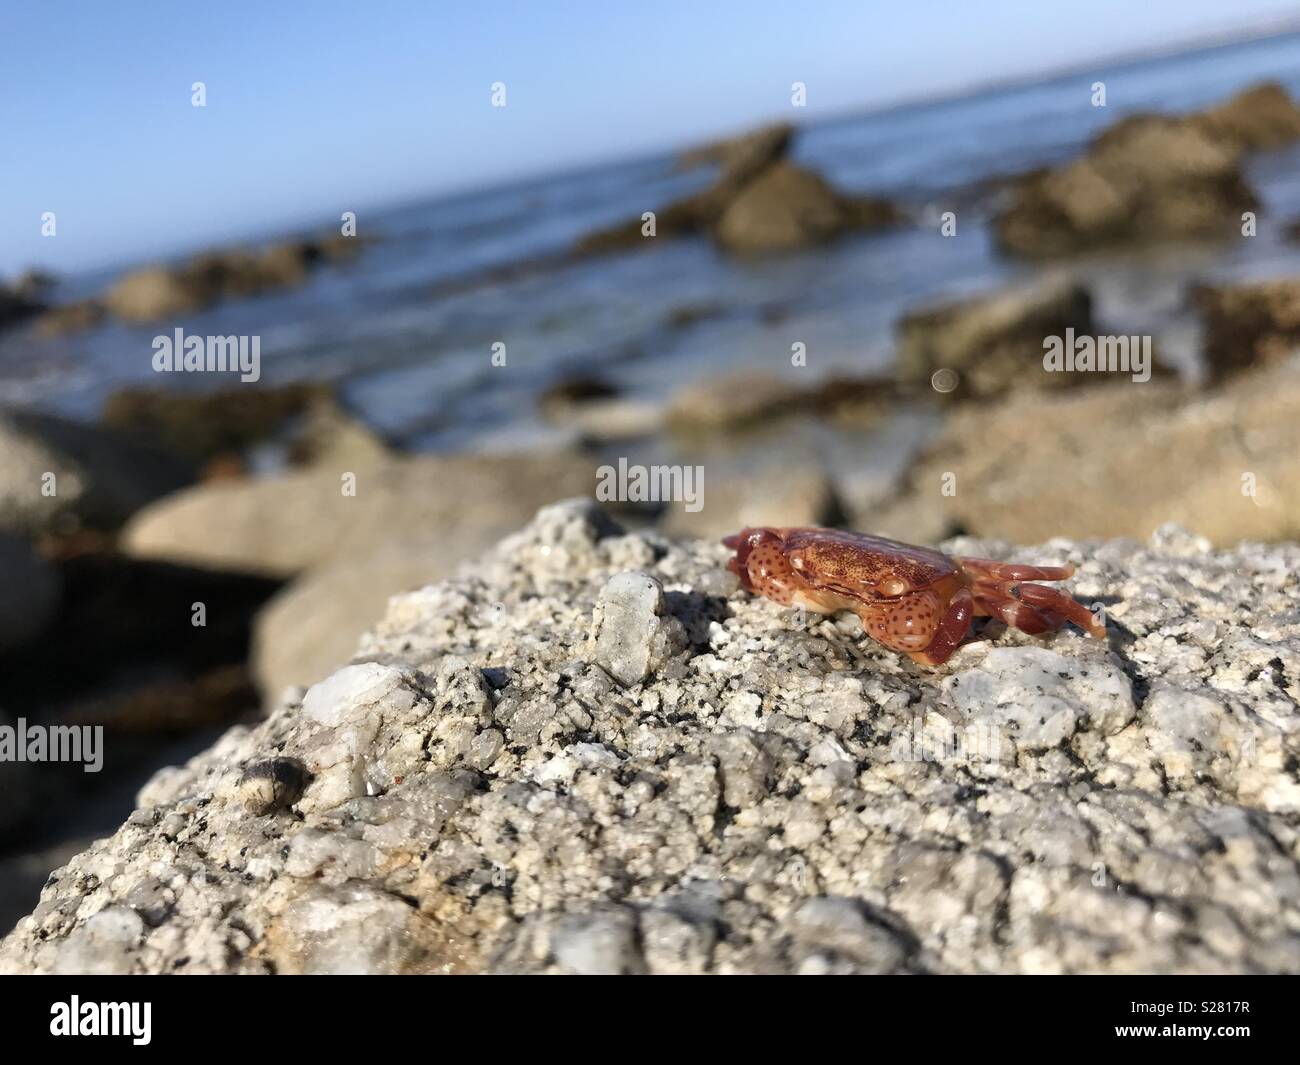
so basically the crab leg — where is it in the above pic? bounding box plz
[905,587,974,667]
[1014,581,1105,637]
[957,557,1077,582]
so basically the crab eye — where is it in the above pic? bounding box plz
[877,578,908,597]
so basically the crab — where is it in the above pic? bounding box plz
[722,526,1105,667]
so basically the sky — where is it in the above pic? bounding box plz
[3,0,1299,276]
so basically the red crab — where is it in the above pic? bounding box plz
[722,526,1105,667]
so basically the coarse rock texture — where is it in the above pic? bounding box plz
[4,500,1299,974]
[868,358,1300,548]
[1194,276,1300,383]
[0,409,193,536]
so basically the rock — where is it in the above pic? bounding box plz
[667,370,794,432]
[590,571,683,687]
[0,409,193,536]
[714,162,900,253]
[0,534,60,650]
[537,375,619,418]
[895,278,1102,398]
[101,383,332,466]
[667,369,892,433]
[577,127,898,256]
[253,541,467,698]
[995,115,1256,257]
[1193,277,1300,382]
[4,503,1300,974]
[34,299,106,337]
[0,282,47,332]
[870,359,1300,546]
[98,235,368,325]
[659,462,840,541]
[102,265,212,322]
[678,122,794,174]
[123,451,595,577]
[1194,81,1300,153]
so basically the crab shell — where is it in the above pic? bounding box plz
[723,526,1104,667]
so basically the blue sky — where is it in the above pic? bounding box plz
[2,0,1297,275]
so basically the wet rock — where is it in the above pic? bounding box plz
[1193,276,1300,382]
[0,410,193,536]
[870,359,1300,546]
[715,161,901,253]
[0,533,60,650]
[895,277,1102,398]
[6,506,1300,973]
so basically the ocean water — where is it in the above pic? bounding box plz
[6,32,1300,453]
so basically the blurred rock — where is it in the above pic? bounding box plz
[0,534,60,651]
[715,162,900,253]
[102,383,330,466]
[97,235,368,326]
[1194,80,1300,153]
[1193,277,1300,382]
[34,299,106,337]
[0,282,47,332]
[6,504,1300,973]
[870,360,1300,546]
[123,452,595,577]
[660,462,840,541]
[0,410,193,536]
[677,122,793,173]
[667,369,892,433]
[537,374,619,419]
[103,265,211,322]
[253,540,467,698]
[895,278,1101,398]
[995,116,1256,257]
[577,126,899,256]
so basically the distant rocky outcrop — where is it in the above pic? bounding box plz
[3,501,1297,973]
[577,123,901,256]
[994,81,1300,258]
[29,234,366,333]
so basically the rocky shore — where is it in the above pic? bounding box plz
[2,501,1297,974]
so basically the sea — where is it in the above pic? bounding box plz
[4,31,1300,462]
